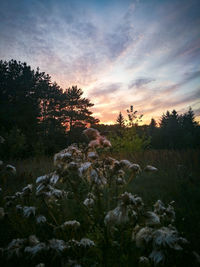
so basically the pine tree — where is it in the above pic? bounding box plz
[116,111,125,128]
[62,86,99,131]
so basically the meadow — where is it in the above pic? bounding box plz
[1,140,199,266]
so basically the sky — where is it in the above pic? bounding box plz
[0,0,200,124]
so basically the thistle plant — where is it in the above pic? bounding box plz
[0,129,196,266]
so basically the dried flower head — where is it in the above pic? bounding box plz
[139,256,150,267]
[135,227,153,248]
[36,215,47,224]
[6,164,16,174]
[144,165,158,172]
[83,128,100,141]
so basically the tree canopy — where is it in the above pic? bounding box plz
[0,59,99,157]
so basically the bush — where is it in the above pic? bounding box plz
[109,127,150,153]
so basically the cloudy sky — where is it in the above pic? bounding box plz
[0,0,200,124]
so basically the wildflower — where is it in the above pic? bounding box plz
[87,151,98,160]
[90,169,99,184]
[67,161,79,171]
[36,183,46,196]
[90,169,106,185]
[5,195,16,201]
[83,197,94,208]
[22,184,33,196]
[60,220,80,230]
[23,206,36,217]
[24,243,46,256]
[83,128,100,141]
[165,203,175,223]
[111,160,120,173]
[6,164,16,174]
[104,203,136,226]
[154,200,166,214]
[79,238,95,248]
[104,157,116,166]
[119,160,132,168]
[129,163,141,173]
[54,149,72,167]
[102,139,112,147]
[28,235,40,246]
[120,192,137,206]
[139,256,150,267]
[48,239,67,253]
[0,207,5,220]
[88,139,100,148]
[135,227,153,248]
[36,215,47,224]
[15,191,23,198]
[144,165,158,172]
[152,226,184,250]
[50,172,59,185]
[6,238,26,258]
[36,174,49,184]
[99,136,112,147]
[88,192,95,199]
[149,250,165,265]
[51,188,66,199]
[116,177,125,185]
[145,211,160,226]
[78,162,91,177]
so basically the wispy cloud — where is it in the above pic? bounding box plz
[128,77,155,89]
[0,0,200,124]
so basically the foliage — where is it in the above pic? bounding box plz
[126,105,143,127]
[116,111,125,128]
[0,128,27,159]
[63,86,99,131]
[110,106,149,153]
[110,127,150,153]
[148,108,200,149]
[0,60,98,158]
[0,130,197,266]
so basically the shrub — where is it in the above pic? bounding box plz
[109,127,150,153]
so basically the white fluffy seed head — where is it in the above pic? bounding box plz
[144,165,158,172]
[83,128,100,141]
[6,164,16,174]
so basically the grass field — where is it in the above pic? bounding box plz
[1,149,200,266]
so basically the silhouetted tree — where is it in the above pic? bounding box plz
[0,60,67,156]
[116,111,125,128]
[62,86,99,132]
[0,60,42,141]
[159,108,199,149]
[127,105,143,127]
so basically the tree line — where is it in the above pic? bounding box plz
[148,109,200,149]
[1,59,199,159]
[92,106,200,152]
[0,59,98,158]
